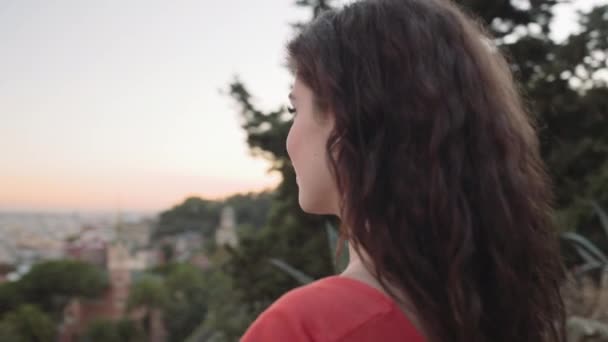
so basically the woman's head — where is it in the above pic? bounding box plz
[286,0,565,341]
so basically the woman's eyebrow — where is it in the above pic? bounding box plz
[288,92,295,101]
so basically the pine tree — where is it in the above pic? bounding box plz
[455,0,608,233]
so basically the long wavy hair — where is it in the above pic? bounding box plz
[286,0,566,341]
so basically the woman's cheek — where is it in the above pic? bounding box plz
[286,122,301,171]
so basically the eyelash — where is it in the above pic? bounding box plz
[287,106,297,115]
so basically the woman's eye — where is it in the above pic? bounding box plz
[287,106,297,114]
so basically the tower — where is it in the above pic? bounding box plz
[215,206,238,248]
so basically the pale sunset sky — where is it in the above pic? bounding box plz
[0,0,605,212]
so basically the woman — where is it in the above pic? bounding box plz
[241,0,566,341]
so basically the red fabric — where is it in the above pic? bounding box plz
[241,275,426,342]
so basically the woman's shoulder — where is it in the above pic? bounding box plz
[241,275,426,341]
[269,275,395,319]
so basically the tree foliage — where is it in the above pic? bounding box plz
[0,304,56,342]
[153,192,273,240]
[18,260,108,315]
[127,263,211,342]
[446,1,608,232]
[81,318,144,342]
[154,197,222,239]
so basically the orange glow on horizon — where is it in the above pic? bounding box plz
[0,172,282,212]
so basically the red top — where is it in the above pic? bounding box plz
[241,275,426,342]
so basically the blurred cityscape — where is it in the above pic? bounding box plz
[0,212,149,280]
[0,199,248,341]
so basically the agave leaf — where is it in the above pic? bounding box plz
[325,221,349,273]
[591,200,608,239]
[561,232,608,263]
[574,262,603,277]
[575,245,600,264]
[268,258,314,285]
[326,221,339,256]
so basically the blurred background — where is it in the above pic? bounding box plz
[1,0,607,341]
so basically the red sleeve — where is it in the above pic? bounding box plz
[240,306,314,342]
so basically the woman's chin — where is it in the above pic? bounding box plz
[298,194,316,214]
[298,195,333,215]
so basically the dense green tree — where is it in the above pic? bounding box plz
[0,281,24,316]
[153,192,273,240]
[0,304,56,342]
[127,275,168,339]
[452,1,608,235]
[224,191,273,230]
[162,263,209,342]
[154,197,222,239]
[127,263,212,341]
[184,267,250,342]
[127,276,169,311]
[18,260,108,316]
[81,318,144,342]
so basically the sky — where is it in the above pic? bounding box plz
[0,0,606,212]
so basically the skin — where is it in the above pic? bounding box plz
[286,75,427,337]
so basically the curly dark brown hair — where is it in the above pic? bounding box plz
[286,0,566,341]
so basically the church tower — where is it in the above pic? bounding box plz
[215,206,238,248]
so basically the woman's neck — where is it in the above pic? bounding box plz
[340,241,427,339]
